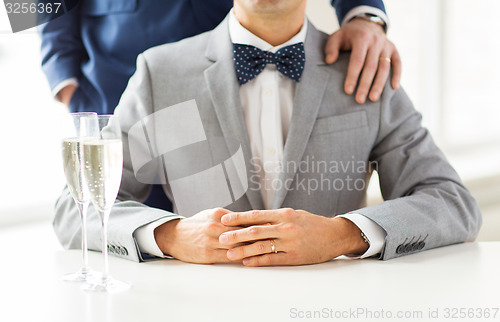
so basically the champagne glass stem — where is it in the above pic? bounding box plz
[78,201,90,273]
[100,209,111,283]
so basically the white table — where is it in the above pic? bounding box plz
[1,223,499,322]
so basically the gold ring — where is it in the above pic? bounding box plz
[379,56,391,63]
[270,239,277,254]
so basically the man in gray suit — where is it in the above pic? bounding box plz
[55,0,481,266]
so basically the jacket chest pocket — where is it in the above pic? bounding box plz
[311,111,368,137]
[80,0,138,15]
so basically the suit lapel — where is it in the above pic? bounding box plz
[204,18,264,210]
[272,22,330,209]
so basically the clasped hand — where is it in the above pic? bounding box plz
[155,208,368,266]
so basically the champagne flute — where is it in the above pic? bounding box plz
[61,112,99,282]
[82,115,130,292]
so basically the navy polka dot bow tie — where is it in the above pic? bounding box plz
[233,42,305,85]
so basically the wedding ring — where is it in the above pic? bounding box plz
[270,239,277,254]
[379,56,391,63]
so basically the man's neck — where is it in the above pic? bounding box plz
[233,3,306,47]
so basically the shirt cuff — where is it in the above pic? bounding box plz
[340,6,389,30]
[134,216,184,258]
[52,78,79,99]
[337,213,386,259]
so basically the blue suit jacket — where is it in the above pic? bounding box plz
[39,0,385,114]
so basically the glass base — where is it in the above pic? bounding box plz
[62,267,97,283]
[82,276,130,293]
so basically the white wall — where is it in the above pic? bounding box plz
[0,9,66,226]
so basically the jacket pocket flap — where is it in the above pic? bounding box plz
[311,111,368,136]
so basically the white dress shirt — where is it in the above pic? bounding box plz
[135,10,387,259]
[230,11,306,209]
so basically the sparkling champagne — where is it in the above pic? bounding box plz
[83,139,123,210]
[61,138,89,202]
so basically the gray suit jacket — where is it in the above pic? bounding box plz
[54,17,481,262]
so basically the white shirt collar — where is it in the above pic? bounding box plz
[228,9,308,54]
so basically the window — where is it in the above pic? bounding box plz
[0,10,66,226]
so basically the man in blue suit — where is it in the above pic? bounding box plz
[39,0,400,211]
[39,0,399,114]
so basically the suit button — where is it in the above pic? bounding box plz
[404,243,413,253]
[411,243,419,252]
[123,247,128,256]
[418,242,425,250]
[396,244,404,254]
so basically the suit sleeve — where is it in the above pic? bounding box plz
[37,5,84,92]
[351,83,482,260]
[331,0,387,25]
[53,54,183,262]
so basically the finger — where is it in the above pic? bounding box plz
[214,241,249,250]
[390,49,402,90]
[344,40,369,95]
[208,249,240,263]
[325,31,342,64]
[210,207,232,220]
[221,210,280,226]
[205,221,242,238]
[242,252,289,267]
[206,235,249,249]
[368,53,392,102]
[355,48,381,104]
[219,224,278,246]
[226,239,279,260]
